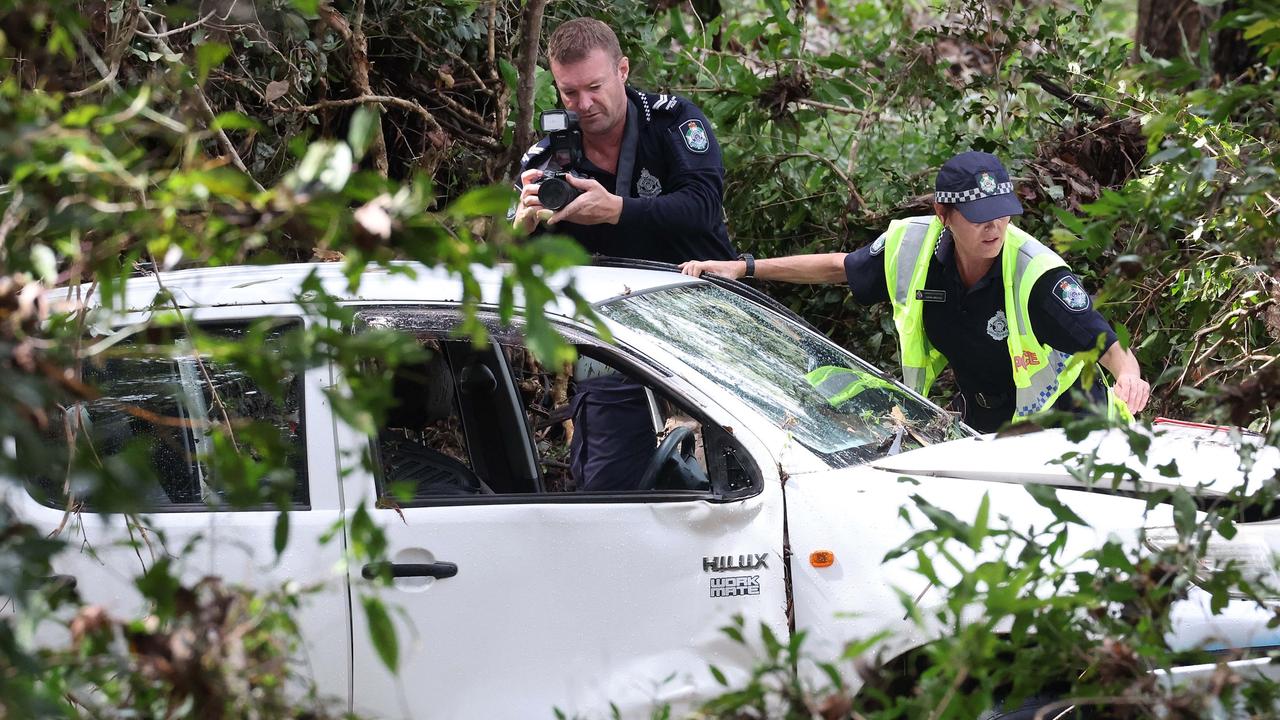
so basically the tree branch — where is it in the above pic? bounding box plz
[135,14,263,190]
[511,0,549,172]
[1029,71,1107,119]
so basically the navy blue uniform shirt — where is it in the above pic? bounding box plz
[844,229,1116,431]
[517,86,736,264]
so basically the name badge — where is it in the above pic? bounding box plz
[915,289,947,303]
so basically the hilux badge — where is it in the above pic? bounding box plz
[703,553,769,572]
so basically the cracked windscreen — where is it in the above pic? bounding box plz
[597,283,970,466]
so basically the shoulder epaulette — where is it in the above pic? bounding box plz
[519,137,551,168]
[630,88,681,125]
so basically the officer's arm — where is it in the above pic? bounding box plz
[1099,342,1150,413]
[679,253,848,283]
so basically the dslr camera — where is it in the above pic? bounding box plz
[535,109,586,211]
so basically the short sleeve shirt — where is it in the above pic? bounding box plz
[844,229,1117,431]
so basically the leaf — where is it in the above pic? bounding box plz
[362,595,399,673]
[212,112,262,132]
[348,106,381,161]
[290,141,354,194]
[264,79,291,103]
[447,185,515,217]
[1024,484,1088,526]
[273,511,289,558]
[195,41,230,84]
[968,493,990,551]
[30,244,58,284]
[709,664,728,686]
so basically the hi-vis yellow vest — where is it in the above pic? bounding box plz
[882,215,1131,424]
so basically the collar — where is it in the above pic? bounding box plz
[935,228,1003,291]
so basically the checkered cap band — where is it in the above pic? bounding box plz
[935,181,1014,204]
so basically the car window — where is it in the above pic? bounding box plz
[26,323,307,511]
[361,310,760,505]
[597,284,969,467]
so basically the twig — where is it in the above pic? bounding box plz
[134,7,219,39]
[1029,71,1108,119]
[768,152,866,214]
[136,14,264,190]
[795,98,868,116]
[278,95,445,135]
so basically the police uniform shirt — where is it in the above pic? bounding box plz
[843,230,1117,431]
[517,86,736,264]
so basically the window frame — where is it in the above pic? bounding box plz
[355,305,766,509]
[24,317,312,514]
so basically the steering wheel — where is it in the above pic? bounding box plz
[636,426,708,491]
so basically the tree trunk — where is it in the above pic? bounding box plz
[1135,0,1258,82]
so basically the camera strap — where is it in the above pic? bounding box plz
[613,101,641,198]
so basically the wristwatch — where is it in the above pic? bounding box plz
[737,253,755,278]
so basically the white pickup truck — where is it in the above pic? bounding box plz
[7,261,1279,718]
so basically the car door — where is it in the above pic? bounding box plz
[343,309,788,719]
[3,312,351,708]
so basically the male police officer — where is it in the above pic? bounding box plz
[512,18,739,493]
[512,17,736,264]
[680,151,1150,433]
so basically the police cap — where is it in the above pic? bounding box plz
[934,151,1024,224]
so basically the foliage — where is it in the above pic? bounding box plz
[3,0,1280,716]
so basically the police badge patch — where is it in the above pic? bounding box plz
[869,235,886,255]
[682,119,709,153]
[637,168,662,197]
[1054,276,1091,312]
[987,310,1009,341]
[977,171,998,195]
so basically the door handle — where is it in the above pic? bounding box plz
[361,562,458,580]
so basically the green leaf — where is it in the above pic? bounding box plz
[1025,485,1089,526]
[1172,488,1198,535]
[709,664,728,686]
[195,41,231,85]
[968,493,990,550]
[30,244,58,284]
[212,112,262,132]
[273,511,289,558]
[362,595,399,673]
[289,0,320,18]
[447,185,515,218]
[348,106,381,162]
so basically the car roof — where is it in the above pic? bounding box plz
[62,261,701,315]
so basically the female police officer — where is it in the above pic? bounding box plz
[679,151,1149,432]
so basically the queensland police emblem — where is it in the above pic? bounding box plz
[682,119,709,153]
[869,235,886,255]
[1055,277,1091,312]
[986,310,1009,341]
[637,168,662,197]
[977,172,998,195]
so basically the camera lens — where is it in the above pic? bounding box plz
[537,177,579,211]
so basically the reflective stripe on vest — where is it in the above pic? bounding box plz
[806,366,900,407]
[882,215,1129,423]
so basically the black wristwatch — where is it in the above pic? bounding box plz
[737,253,755,278]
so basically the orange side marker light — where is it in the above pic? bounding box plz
[809,550,835,568]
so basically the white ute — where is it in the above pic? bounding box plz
[6,261,1280,718]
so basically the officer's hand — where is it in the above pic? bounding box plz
[549,174,622,226]
[679,260,745,279]
[514,169,553,234]
[1112,374,1150,414]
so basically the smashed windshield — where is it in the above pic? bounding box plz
[597,284,969,466]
